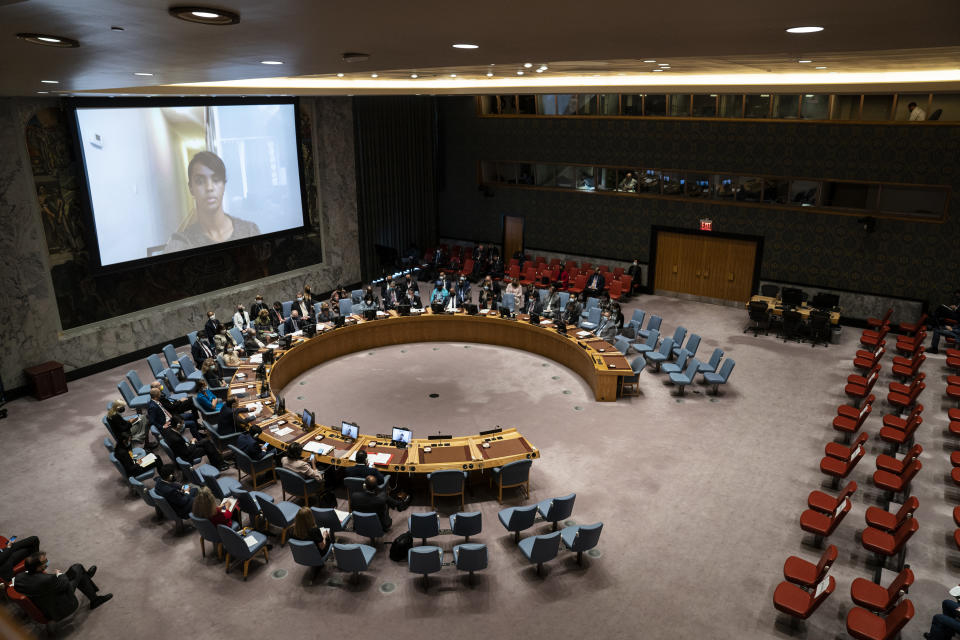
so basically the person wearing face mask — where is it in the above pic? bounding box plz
[316,301,336,323]
[294,294,311,321]
[251,294,269,318]
[270,301,286,330]
[382,279,400,310]
[430,281,448,306]
[284,310,303,334]
[204,310,222,342]
[232,304,251,331]
[523,286,542,315]
[594,308,618,342]
[455,276,471,306]
[363,285,380,310]
[542,285,562,319]
[403,273,420,298]
[561,295,583,327]
[504,277,524,312]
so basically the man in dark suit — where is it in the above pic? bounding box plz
[344,450,384,483]
[235,425,277,463]
[149,381,197,421]
[250,294,269,319]
[216,397,254,436]
[154,464,197,518]
[349,475,403,530]
[204,310,222,342]
[523,288,543,315]
[0,535,39,581]
[586,268,606,294]
[15,552,111,620]
[382,279,400,310]
[162,417,227,470]
[283,310,303,334]
[147,389,201,440]
[595,309,618,342]
[270,301,286,331]
[191,334,215,368]
[293,295,311,321]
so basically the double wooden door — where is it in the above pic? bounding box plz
[654,231,757,302]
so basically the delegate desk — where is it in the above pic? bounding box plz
[747,296,841,325]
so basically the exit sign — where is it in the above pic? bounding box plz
[700,218,713,231]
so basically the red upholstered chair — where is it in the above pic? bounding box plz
[509,257,520,267]
[866,308,893,330]
[887,380,924,415]
[773,576,835,620]
[846,366,881,408]
[808,481,857,514]
[888,372,924,396]
[505,265,521,282]
[861,518,918,573]
[459,259,474,278]
[597,264,609,272]
[549,258,561,266]
[882,404,923,431]
[949,384,960,407]
[800,498,851,546]
[607,280,623,301]
[568,274,587,295]
[894,331,926,356]
[580,262,592,271]
[873,460,921,496]
[6,584,49,627]
[820,434,868,488]
[878,415,921,451]
[854,344,885,372]
[860,326,889,349]
[875,445,922,475]
[825,432,869,462]
[619,275,633,294]
[783,545,837,588]
[845,599,914,640]
[564,260,577,272]
[850,568,914,613]
[519,266,538,286]
[898,313,927,336]
[612,266,625,277]
[864,496,919,532]
[947,354,960,374]
[833,400,873,443]
[951,451,960,467]
[890,353,925,381]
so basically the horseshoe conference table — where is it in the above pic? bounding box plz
[228,309,630,476]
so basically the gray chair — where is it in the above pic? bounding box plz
[704,359,736,395]
[216,354,238,379]
[276,467,324,505]
[637,314,662,341]
[501,293,515,313]
[229,327,245,350]
[518,530,562,576]
[644,337,675,372]
[333,543,376,582]
[449,511,482,542]
[175,455,218,482]
[580,307,601,331]
[613,335,632,356]
[408,511,440,545]
[633,329,660,356]
[162,344,183,372]
[621,356,646,396]
[561,522,604,564]
[108,452,154,484]
[662,349,691,375]
[338,299,353,316]
[579,296,599,322]
[630,308,646,327]
[228,445,276,490]
[189,513,236,559]
[344,475,390,510]
[311,507,352,533]
[668,358,702,396]
[203,470,242,500]
[498,504,538,542]
[667,326,688,352]
[282,300,294,317]
[117,380,149,411]
[260,498,300,544]
[126,369,151,396]
[218,524,269,580]
[697,348,724,374]
[187,330,199,348]
[289,538,333,584]
[234,488,275,530]
[675,333,701,360]
[149,488,191,534]
[177,356,205,383]
[408,546,443,588]
[130,477,162,519]
[147,353,169,381]
[558,291,570,308]
[352,511,385,545]
[490,459,532,503]
[163,368,196,395]
[204,420,240,451]
[351,289,363,304]
[536,493,576,531]
[452,543,488,585]
[427,470,467,510]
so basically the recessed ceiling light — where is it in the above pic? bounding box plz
[815,66,828,69]
[523,62,533,68]
[260,60,283,65]
[336,73,344,77]
[805,94,815,97]
[652,69,663,72]
[535,68,544,73]
[486,72,494,77]
[370,73,378,78]
[517,70,524,75]
[786,26,823,34]
[657,63,670,66]
[410,73,418,78]
[16,33,79,48]
[452,43,478,49]
[797,59,812,64]
[133,72,153,76]
[539,65,548,71]
[36,91,49,94]
[643,59,656,63]
[450,74,457,77]
[169,6,241,25]
[40,80,59,84]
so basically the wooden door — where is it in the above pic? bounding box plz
[655,231,705,296]
[655,231,757,302]
[503,216,524,259]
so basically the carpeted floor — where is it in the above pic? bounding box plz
[1,291,955,639]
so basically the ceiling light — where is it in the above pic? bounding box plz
[452,43,478,49]
[450,74,457,77]
[805,94,815,97]
[410,73,418,78]
[260,60,283,65]
[133,72,153,76]
[486,72,494,77]
[36,91,49,94]
[370,73,378,78]
[539,65,548,71]
[652,69,663,72]
[785,26,823,34]
[535,68,544,73]
[797,60,812,64]
[523,62,533,68]
[815,66,828,69]
[40,80,59,84]
[169,6,241,25]
[658,63,669,66]
[336,73,344,77]
[517,70,524,75]
[643,60,656,63]
[16,33,79,48]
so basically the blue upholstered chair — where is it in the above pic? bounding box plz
[260,498,300,544]
[449,511,482,542]
[667,326,688,353]
[218,524,269,580]
[427,470,467,510]
[177,356,205,383]
[408,546,443,587]
[668,358,702,396]
[621,356,646,397]
[344,475,390,510]
[351,289,364,304]
[518,531,562,576]
[633,329,660,356]
[276,467,324,505]
[234,488,275,530]
[613,335,632,356]
[644,337,674,371]
[662,349,692,375]
[216,354,238,379]
[282,300,294,318]
[490,459,532,503]
[452,543,488,585]
[352,511,385,545]
[579,296,599,322]
[147,353,168,381]
[704,358,736,395]
[130,477,162,519]
[187,331,199,348]
[311,507,352,533]
[408,511,440,545]
[163,368,196,395]
[108,452,154,484]
[204,420,239,450]
[629,308,646,327]
[580,307,601,331]
[162,344,183,373]
[498,504,538,542]
[561,522,604,565]
[126,369,151,396]
[189,513,238,559]
[338,298,353,317]
[149,488,191,534]
[117,380,149,411]
[697,348,724,374]
[500,293,515,313]
[536,493,576,531]
[333,543,376,582]
[558,291,570,308]
[289,538,333,583]
[228,444,276,489]
[675,333,701,360]
[203,470,242,500]
[637,314,662,341]
[229,327,245,350]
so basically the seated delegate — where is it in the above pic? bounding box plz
[0,534,40,582]
[154,464,197,518]
[15,551,112,620]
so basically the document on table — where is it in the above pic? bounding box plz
[235,372,246,379]
[249,354,263,364]
[303,441,334,455]
[245,402,263,416]
[576,330,592,337]
[292,330,303,336]
[366,452,393,465]
[272,427,294,437]
[266,343,280,349]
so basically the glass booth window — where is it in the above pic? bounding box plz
[556,94,576,115]
[643,94,667,116]
[517,163,534,185]
[538,95,557,115]
[599,94,619,115]
[718,95,744,118]
[577,95,598,115]
[762,179,790,204]
[621,94,642,116]
[499,95,518,115]
[639,169,661,193]
[822,181,880,210]
[832,95,860,120]
[800,94,830,120]
[692,95,718,117]
[596,167,618,191]
[497,162,518,184]
[894,94,930,121]
[861,95,894,120]
[517,95,537,115]
[878,185,947,217]
[772,95,800,119]
[788,180,820,206]
[714,175,737,199]
[480,161,497,183]
[669,94,691,117]
[556,166,576,188]
[662,172,683,195]
[744,94,771,118]
[686,174,712,197]
[737,176,763,201]
[576,166,596,190]
[479,96,496,115]
[535,164,556,187]
[616,169,640,192]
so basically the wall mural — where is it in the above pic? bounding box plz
[24,101,323,330]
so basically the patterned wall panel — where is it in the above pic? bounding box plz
[437,97,959,304]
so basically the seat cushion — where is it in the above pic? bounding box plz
[860,527,894,554]
[799,510,831,535]
[845,606,885,640]
[772,582,812,618]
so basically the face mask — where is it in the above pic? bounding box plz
[209,314,215,320]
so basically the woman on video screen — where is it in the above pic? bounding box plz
[164,151,261,253]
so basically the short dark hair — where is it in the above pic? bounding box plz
[159,464,177,481]
[188,151,226,182]
[286,442,302,458]
[247,425,262,437]
[24,552,46,573]
[908,102,917,109]
[355,450,367,464]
